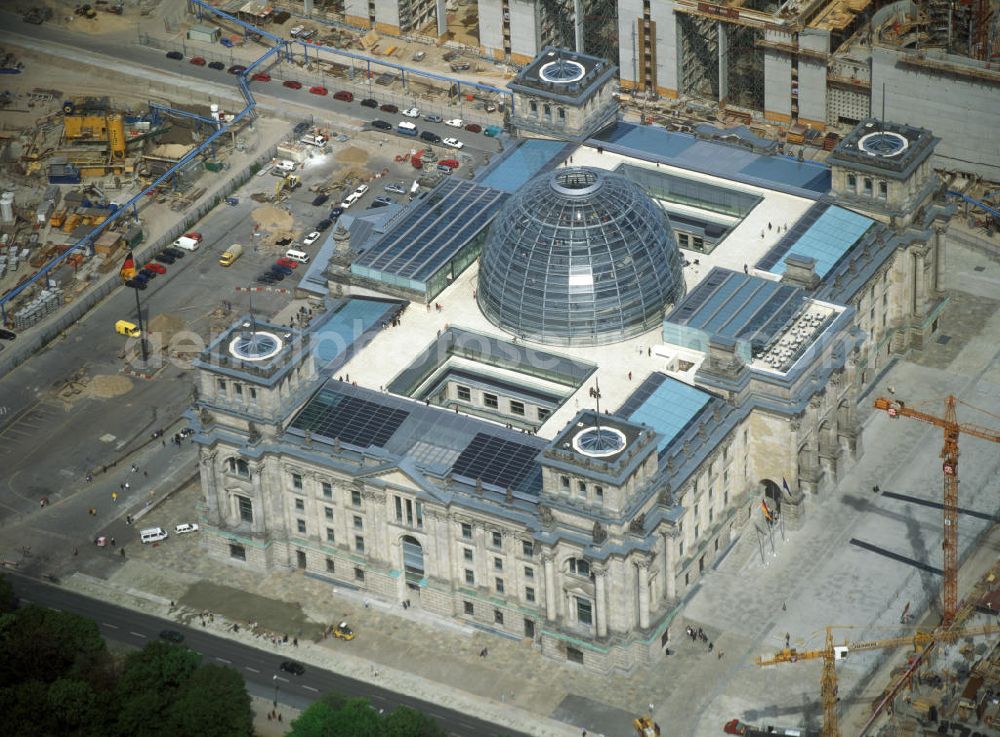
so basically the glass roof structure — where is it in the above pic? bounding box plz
[663,268,806,362]
[312,298,398,365]
[477,167,686,346]
[351,179,508,292]
[478,139,569,193]
[758,203,874,278]
[619,373,713,454]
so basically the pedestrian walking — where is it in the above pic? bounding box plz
[144,471,148,478]
[124,482,130,491]
[131,464,137,473]
[785,632,791,648]
[110,537,116,547]
[112,491,118,503]
[120,547,126,559]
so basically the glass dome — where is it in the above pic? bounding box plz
[477,167,685,346]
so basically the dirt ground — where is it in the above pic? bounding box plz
[335,146,369,165]
[251,205,294,233]
[83,374,134,399]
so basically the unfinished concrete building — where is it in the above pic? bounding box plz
[477,0,620,64]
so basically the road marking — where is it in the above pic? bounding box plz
[129,631,147,638]
[274,676,289,683]
[103,623,119,629]
[245,666,259,673]
[302,685,318,692]
[215,657,232,664]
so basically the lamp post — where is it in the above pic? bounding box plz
[272,674,278,708]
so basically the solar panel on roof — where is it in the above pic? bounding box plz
[623,374,711,453]
[452,432,540,490]
[290,389,409,448]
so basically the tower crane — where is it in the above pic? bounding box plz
[873,395,1000,625]
[756,623,999,737]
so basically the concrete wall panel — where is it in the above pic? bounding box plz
[478,0,505,53]
[510,0,540,61]
[654,0,679,95]
[796,29,829,127]
[763,29,792,121]
[617,0,642,86]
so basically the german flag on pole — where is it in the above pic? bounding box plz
[119,251,136,281]
[761,498,774,523]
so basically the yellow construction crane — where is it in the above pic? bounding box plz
[756,623,999,737]
[873,395,1000,625]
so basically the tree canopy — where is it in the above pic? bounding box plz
[288,697,446,737]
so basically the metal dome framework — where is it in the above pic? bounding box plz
[477,167,686,346]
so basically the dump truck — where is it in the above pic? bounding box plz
[218,243,243,267]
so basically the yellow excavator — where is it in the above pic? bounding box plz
[274,174,301,200]
[633,716,661,736]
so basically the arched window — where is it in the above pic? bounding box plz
[567,557,590,577]
[227,457,250,478]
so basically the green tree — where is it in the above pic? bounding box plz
[0,575,16,613]
[0,604,107,687]
[168,663,253,737]
[114,641,202,737]
[382,705,446,737]
[288,696,382,737]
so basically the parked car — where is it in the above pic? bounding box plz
[411,51,426,62]
[384,182,406,195]
[423,113,443,123]
[208,61,225,70]
[302,231,321,246]
[370,196,393,208]
[143,262,166,275]
[464,123,482,133]
[312,194,329,207]
[379,103,398,114]
[333,90,353,102]
[442,137,464,149]
[189,56,206,66]
[125,278,147,290]
[154,252,175,265]
[0,329,17,341]
[280,661,305,676]
[354,184,370,197]
[450,62,471,72]
[251,72,271,82]
[220,37,234,48]
[332,622,355,641]
[183,232,203,242]
[138,268,157,280]
[160,630,185,643]
[329,207,344,220]
[309,85,328,96]
[443,50,459,62]
[289,25,305,37]
[445,118,464,128]
[271,264,293,276]
[276,257,299,269]
[316,218,332,230]
[165,51,183,61]
[228,64,247,75]
[256,272,278,284]
[438,159,459,169]
[401,106,420,118]
[360,98,378,108]
[420,131,441,144]
[175,523,199,534]
[163,247,186,259]
[266,268,286,280]
[283,80,303,89]
[371,119,392,131]
[484,124,503,137]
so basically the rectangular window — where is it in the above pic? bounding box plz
[395,495,403,521]
[521,540,534,557]
[461,522,472,539]
[325,506,334,520]
[494,556,503,571]
[524,565,534,579]
[326,527,335,543]
[709,508,714,523]
[878,181,888,200]
[351,490,362,507]
[679,541,684,558]
[491,531,502,548]
[495,578,505,594]
[291,473,303,490]
[322,482,333,498]
[576,597,593,626]
[249,387,257,400]
[595,486,603,500]
[217,378,226,391]
[325,557,335,572]
[724,490,729,506]
[465,568,475,585]
[510,400,525,416]
[229,543,246,561]
[484,393,499,409]
[464,600,474,615]
[494,609,504,624]
[234,383,243,397]
[847,173,856,189]
[463,547,474,561]
[297,519,306,534]
[295,498,305,511]
[577,480,587,496]
[354,535,365,553]
[863,178,873,196]
[354,567,365,581]
[695,524,700,540]
[524,618,535,638]
[457,385,471,401]
[237,495,253,523]
[560,475,570,490]
[525,586,535,603]
[353,515,363,530]
[537,408,550,421]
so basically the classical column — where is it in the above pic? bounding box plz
[636,556,651,630]
[250,462,266,534]
[542,552,557,621]
[593,563,608,638]
[200,450,220,525]
[912,246,927,317]
[662,533,676,602]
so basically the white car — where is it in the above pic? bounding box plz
[174,523,199,534]
[341,192,361,209]
[302,231,321,246]
[289,25,304,38]
[442,137,464,149]
[402,107,420,118]
[354,184,369,197]
[445,118,464,128]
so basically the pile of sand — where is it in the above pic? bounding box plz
[251,205,294,233]
[336,146,369,165]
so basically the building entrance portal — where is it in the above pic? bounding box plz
[761,479,782,512]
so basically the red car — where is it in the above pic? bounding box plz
[283,80,303,90]
[438,159,460,169]
[464,123,482,133]
[275,257,298,269]
[183,232,203,242]
[143,262,167,275]
[309,86,328,96]
[251,72,271,82]
[332,90,353,102]
[189,56,206,66]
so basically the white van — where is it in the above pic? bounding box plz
[275,159,297,172]
[140,527,168,544]
[285,249,310,264]
[173,236,200,251]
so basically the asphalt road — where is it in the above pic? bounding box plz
[6,572,528,737]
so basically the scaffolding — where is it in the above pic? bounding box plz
[678,13,720,100]
[723,24,764,111]
[582,0,619,63]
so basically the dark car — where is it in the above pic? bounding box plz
[379,103,399,114]
[360,98,378,108]
[275,236,293,247]
[272,263,294,276]
[160,630,184,643]
[251,72,271,82]
[464,123,482,133]
[312,194,329,207]
[165,51,183,61]
[164,247,186,259]
[420,131,441,143]
[208,61,226,70]
[256,272,278,284]
[139,268,158,280]
[329,206,344,220]
[316,218,332,230]
[267,268,286,281]
[0,329,16,341]
[332,90,353,102]
[443,50,459,62]
[228,64,247,75]
[154,252,176,265]
[280,661,305,676]
[370,196,393,208]
[124,278,147,290]
[131,273,150,286]
[283,80,303,89]
[293,121,310,136]
[371,119,392,131]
